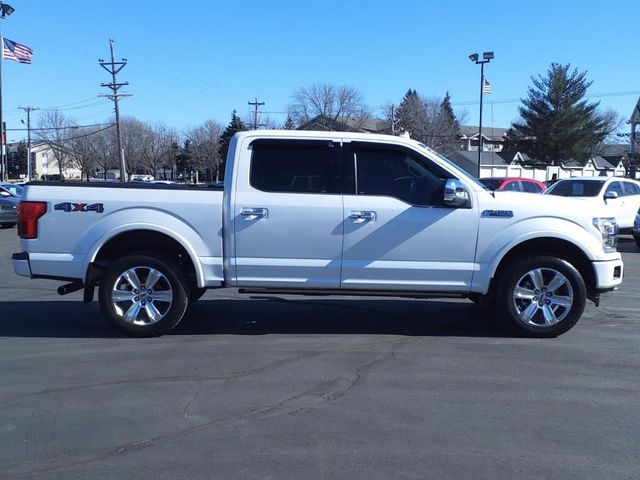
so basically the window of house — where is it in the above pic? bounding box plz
[353,146,450,206]
[250,141,341,194]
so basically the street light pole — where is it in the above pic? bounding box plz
[469,51,494,177]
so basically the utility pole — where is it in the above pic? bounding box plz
[248,98,265,130]
[390,104,397,135]
[18,106,37,181]
[99,39,130,182]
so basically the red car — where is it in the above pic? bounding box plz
[479,177,547,193]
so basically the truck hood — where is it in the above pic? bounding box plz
[480,191,611,224]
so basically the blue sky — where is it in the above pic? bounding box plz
[2,0,639,142]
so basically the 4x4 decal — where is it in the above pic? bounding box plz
[54,202,104,213]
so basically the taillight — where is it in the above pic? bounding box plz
[18,201,47,239]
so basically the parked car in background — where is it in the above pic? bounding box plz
[0,196,18,228]
[479,177,547,193]
[633,207,640,248]
[545,176,640,230]
[0,182,24,198]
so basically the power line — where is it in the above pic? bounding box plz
[56,123,115,142]
[6,122,113,132]
[39,100,112,112]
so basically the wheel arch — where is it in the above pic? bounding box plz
[490,237,596,296]
[88,228,202,288]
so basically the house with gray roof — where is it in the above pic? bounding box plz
[459,126,509,152]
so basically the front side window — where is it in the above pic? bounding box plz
[354,147,450,206]
[250,142,340,194]
[605,181,623,197]
[502,181,521,192]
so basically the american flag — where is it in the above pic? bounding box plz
[483,79,491,94]
[3,38,33,64]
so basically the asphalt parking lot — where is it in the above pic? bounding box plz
[0,227,639,480]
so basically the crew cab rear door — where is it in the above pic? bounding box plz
[340,142,479,292]
[232,138,344,288]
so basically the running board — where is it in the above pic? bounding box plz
[239,288,468,300]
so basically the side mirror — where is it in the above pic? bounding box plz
[443,179,470,208]
[604,191,619,200]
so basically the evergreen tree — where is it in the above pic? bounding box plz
[11,141,28,178]
[396,89,428,140]
[218,110,247,178]
[436,91,461,156]
[396,89,461,155]
[506,63,611,165]
[283,116,295,130]
[174,139,193,181]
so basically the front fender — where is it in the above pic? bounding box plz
[471,216,606,293]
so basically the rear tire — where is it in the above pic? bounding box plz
[190,286,207,303]
[98,254,189,337]
[496,256,586,337]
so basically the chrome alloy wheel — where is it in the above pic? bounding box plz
[111,266,173,325]
[512,268,574,327]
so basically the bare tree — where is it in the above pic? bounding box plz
[186,119,224,182]
[288,83,370,129]
[67,126,109,181]
[241,113,282,130]
[35,110,77,179]
[139,123,178,179]
[590,108,623,157]
[119,117,147,179]
[90,125,117,179]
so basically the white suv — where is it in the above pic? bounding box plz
[546,176,640,230]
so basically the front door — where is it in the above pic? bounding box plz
[341,143,479,292]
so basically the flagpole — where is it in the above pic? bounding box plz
[0,31,5,181]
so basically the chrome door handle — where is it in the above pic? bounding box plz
[349,211,376,223]
[241,207,269,220]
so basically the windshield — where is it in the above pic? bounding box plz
[545,179,605,197]
[479,178,503,190]
[416,143,487,188]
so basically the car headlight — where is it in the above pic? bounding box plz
[593,217,618,253]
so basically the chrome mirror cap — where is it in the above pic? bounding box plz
[443,179,470,208]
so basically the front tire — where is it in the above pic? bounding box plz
[497,256,586,337]
[98,254,189,337]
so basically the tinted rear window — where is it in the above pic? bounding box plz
[546,180,605,197]
[250,142,340,194]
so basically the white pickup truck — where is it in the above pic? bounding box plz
[12,131,623,337]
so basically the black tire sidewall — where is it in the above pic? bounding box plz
[189,286,207,303]
[498,256,587,337]
[99,254,189,337]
